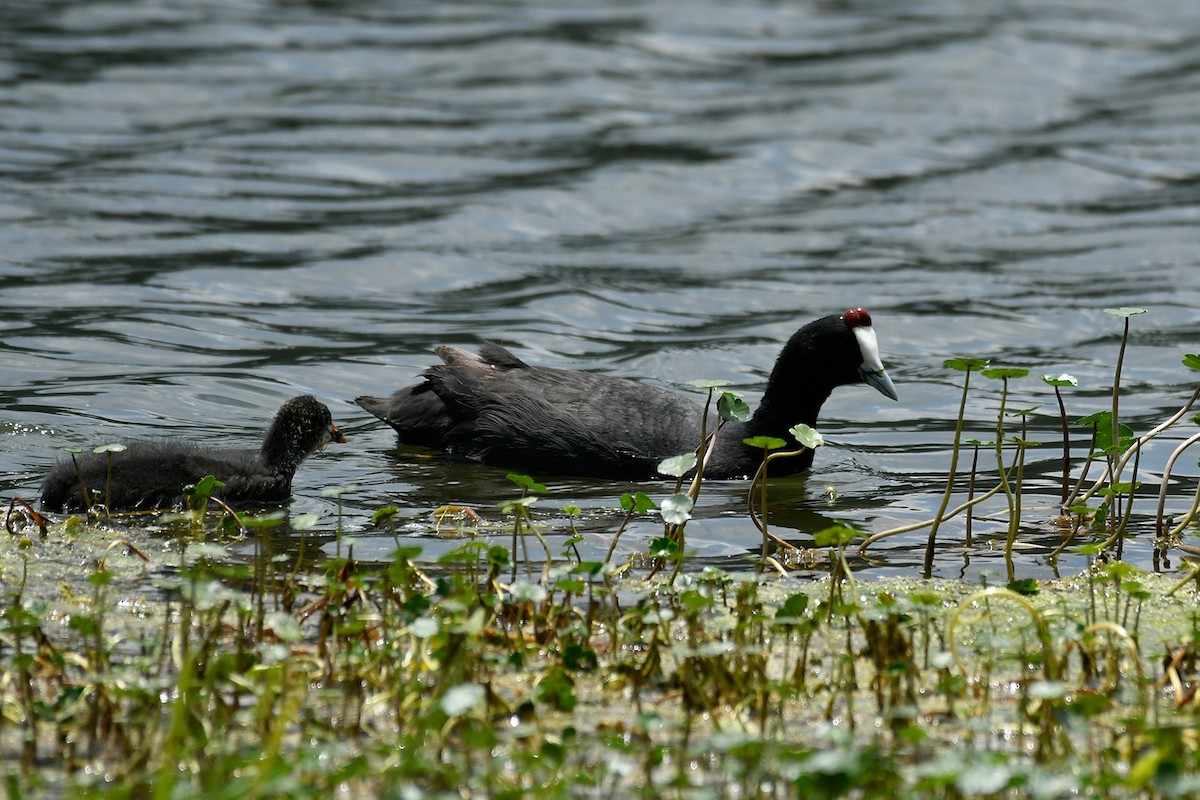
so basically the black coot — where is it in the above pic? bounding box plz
[40,395,347,512]
[356,308,897,479]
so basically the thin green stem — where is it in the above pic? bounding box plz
[923,370,973,577]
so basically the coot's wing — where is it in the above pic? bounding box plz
[430,346,703,478]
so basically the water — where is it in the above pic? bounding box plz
[3,0,1199,582]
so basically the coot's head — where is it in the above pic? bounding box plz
[260,395,347,474]
[842,308,898,401]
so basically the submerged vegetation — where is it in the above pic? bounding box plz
[4,307,1200,797]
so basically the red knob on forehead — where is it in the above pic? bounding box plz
[842,307,872,329]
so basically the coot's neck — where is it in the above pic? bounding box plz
[745,325,840,439]
[259,419,309,478]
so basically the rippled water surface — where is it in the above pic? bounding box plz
[3,0,1200,581]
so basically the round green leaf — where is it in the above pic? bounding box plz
[291,513,320,531]
[789,423,824,449]
[506,473,547,493]
[371,505,400,525]
[743,435,787,450]
[718,391,750,423]
[686,379,733,389]
[509,580,548,603]
[657,453,696,478]
[266,611,303,643]
[93,443,127,454]
[943,357,989,372]
[659,494,693,525]
[241,510,288,529]
[1041,373,1077,387]
[648,536,680,558]
[1104,306,1146,317]
[813,523,858,547]
[410,616,440,639]
[441,683,485,717]
[620,491,656,513]
[1183,353,1200,372]
[981,367,1029,380]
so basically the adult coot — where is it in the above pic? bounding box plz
[355,308,897,479]
[40,395,347,512]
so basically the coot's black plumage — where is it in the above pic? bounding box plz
[40,395,347,512]
[356,308,897,480]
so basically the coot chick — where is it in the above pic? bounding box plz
[355,308,897,480]
[40,395,347,512]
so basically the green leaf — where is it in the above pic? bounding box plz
[555,577,586,594]
[981,367,1029,380]
[659,494,694,525]
[743,435,788,450]
[93,443,127,454]
[535,666,577,711]
[1006,578,1040,596]
[562,504,581,516]
[441,683,485,717]
[776,593,809,620]
[562,643,598,672]
[1102,561,1140,581]
[321,484,357,497]
[388,545,424,562]
[657,453,696,478]
[1104,306,1146,318]
[487,545,510,569]
[371,505,400,525]
[943,357,989,372]
[498,496,538,514]
[185,475,224,498]
[620,491,656,513]
[409,616,440,638]
[1041,373,1078,387]
[686,379,733,389]
[813,522,858,547]
[291,513,319,531]
[1074,412,1135,452]
[509,580,547,604]
[506,473,547,493]
[266,611,303,643]
[1184,354,1200,372]
[718,391,750,422]
[648,536,680,558]
[1065,693,1111,718]
[241,510,288,529]
[790,424,824,449]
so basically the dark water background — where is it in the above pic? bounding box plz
[2,0,1199,582]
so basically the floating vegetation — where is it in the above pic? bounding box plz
[4,518,1200,797]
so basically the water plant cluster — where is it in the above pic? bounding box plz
[4,307,1200,797]
[4,511,1200,798]
[859,308,1200,580]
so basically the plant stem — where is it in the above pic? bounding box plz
[923,370,974,577]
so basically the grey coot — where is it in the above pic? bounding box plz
[40,394,347,512]
[355,308,897,479]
